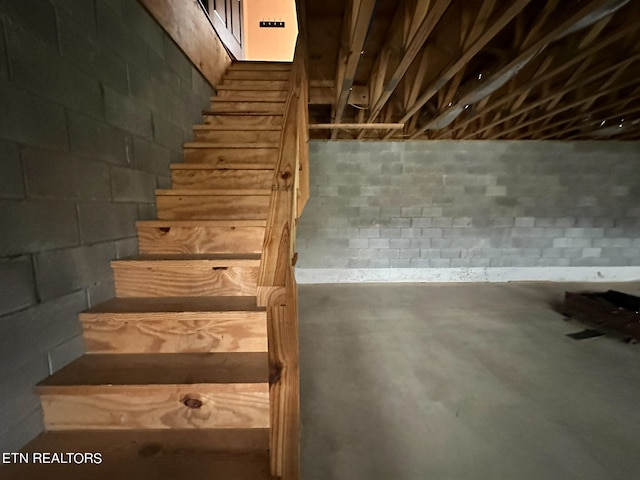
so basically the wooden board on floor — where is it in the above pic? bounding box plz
[0,430,274,480]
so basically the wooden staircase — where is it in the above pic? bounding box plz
[2,60,306,479]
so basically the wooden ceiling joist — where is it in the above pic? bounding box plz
[303,0,640,140]
[409,0,623,139]
[331,0,378,138]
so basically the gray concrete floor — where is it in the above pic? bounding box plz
[299,282,640,480]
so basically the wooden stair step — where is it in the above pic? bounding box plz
[202,112,283,128]
[155,189,270,221]
[228,62,292,71]
[221,79,289,89]
[1,430,273,479]
[223,70,289,80]
[215,89,287,99]
[112,254,261,297]
[136,220,266,254]
[192,126,280,143]
[81,296,268,354]
[37,353,269,430]
[183,143,278,165]
[171,164,274,190]
[208,99,286,114]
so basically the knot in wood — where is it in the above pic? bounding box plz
[182,396,203,409]
[280,171,292,180]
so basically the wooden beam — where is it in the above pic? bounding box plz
[309,123,404,129]
[332,0,378,135]
[366,0,454,123]
[399,0,532,125]
[410,0,618,138]
[447,14,640,136]
[461,57,640,139]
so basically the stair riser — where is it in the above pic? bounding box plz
[171,169,274,190]
[137,225,265,254]
[208,101,285,113]
[228,63,291,71]
[202,114,283,128]
[216,89,287,100]
[224,70,289,80]
[184,147,278,165]
[156,195,269,221]
[192,129,280,143]
[113,264,259,297]
[39,384,269,430]
[80,312,268,353]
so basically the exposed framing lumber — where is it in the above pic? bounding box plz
[332,0,378,137]
[409,0,619,139]
[310,123,404,129]
[365,0,454,123]
[398,0,532,124]
[447,15,640,137]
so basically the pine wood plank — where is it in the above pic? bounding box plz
[1,430,273,480]
[171,167,274,190]
[207,101,286,114]
[137,222,265,254]
[221,79,289,89]
[39,384,269,430]
[202,113,283,127]
[183,146,278,165]
[112,257,259,297]
[86,296,265,313]
[81,311,267,354]
[216,89,288,100]
[223,70,289,80]
[192,128,280,143]
[39,353,268,386]
[155,193,270,221]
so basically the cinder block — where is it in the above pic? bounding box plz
[51,0,97,31]
[432,217,453,227]
[401,228,421,239]
[515,217,536,227]
[0,83,69,152]
[359,227,381,239]
[409,259,431,268]
[0,256,37,316]
[0,200,79,256]
[78,202,138,243]
[422,228,443,238]
[440,249,463,259]
[0,21,7,80]
[1,1,57,47]
[486,185,507,196]
[122,1,164,57]
[582,248,602,258]
[411,218,432,228]
[369,239,390,249]
[452,217,472,227]
[347,258,370,268]
[0,140,24,198]
[419,249,440,259]
[369,259,390,268]
[513,237,553,249]
[87,279,116,307]
[376,249,399,259]
[115,237,139,258]
[23,148,110,200]
[430,258,451,268]
[152,113,185,151]
[163,36,193,85]
[390,259,411,268]
[401,207,423,217]
[96,1,148,69]
[56,10,128,95]
[110,166,157,203]
[399,248,420,259]
[68,111,132,165]
[35,242,116,301]
[104,86,153,139]
[7,22,104,117]
[348,238,369,249]
[390,239,410,249]
[48,334,84,372]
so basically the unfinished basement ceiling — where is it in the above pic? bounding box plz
[302,0,640,140]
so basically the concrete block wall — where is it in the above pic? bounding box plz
[0,0,215,451]
[296,141,640,280]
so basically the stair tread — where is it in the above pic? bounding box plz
[1,430,273,480]
[85,296,265,314]
[193,124,281,131]
[184,142,278,149]
[155,189,271,196]
[202,110,284,117]
[170,163,274,170]
[114,253,261,263]
[216,85,287,91]
[38,352,268,387]
[136,220,267,227]
[210,97,286,103]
